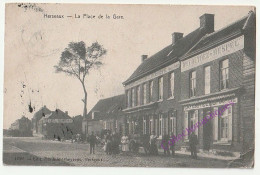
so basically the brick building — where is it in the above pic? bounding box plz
[179,11,255,153]
[122,13,217,145]
[82,94,125,137]
[122,11,255,154]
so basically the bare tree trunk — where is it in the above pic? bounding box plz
[82,82,88,118]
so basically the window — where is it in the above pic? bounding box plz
[104,121,107,129]
[204,66,211,94]
[169,111,176,135]
[219,106,232,141]
[189,111,196,130]
[136,86,140,106]
[155,119,158,136]
[158,77,163,100]
[127,90,131,108]
[132,121,135,134]
[143,118,146,134]
[149,81,153,102]
[126,120,130,134]
[159,114,163,136]
[220,59,229,90]
[143,83,147,104]
[169,72,175,98]
[92,112,95,119]
[115,120,118,129]
[149,119,153,134]
[131,88,135,107]
[190,71,196,97]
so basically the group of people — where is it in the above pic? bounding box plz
[103,132,121,155]
[120,131,167,156]
[87,131,198,159]
[161,131,198,159]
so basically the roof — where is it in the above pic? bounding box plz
[87,94,125,120]
[32,106,51,120]
[182,11,255,59]
[123,27,208,85]
[39,109,71,121]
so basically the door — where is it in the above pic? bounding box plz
[203,108,213,151]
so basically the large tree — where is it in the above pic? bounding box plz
[54,41,107,118]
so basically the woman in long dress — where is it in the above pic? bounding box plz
[121,134,129,152]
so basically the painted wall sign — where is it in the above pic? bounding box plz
[45,119,73,123]
[181,35,244,72]
[183,98,238,111]
[125,61,180,89]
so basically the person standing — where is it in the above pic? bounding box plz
[162,132,170,156]
[169,132,175,157]
[149,131,158,155]
[89,131,97,154]
[121,133,129,152]
[189,132,198,159]
[105,133,112,155]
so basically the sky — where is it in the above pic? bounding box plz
[4,4,254,129]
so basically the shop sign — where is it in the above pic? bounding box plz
[125,61,180,89]
[181,35,244,72]
[184,98,237,111]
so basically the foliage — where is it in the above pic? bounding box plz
[54,41,107,83]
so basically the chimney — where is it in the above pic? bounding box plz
[172,32,183,45]
[200,14,214,33]
[141,55,148,62]
[65,111,68,115]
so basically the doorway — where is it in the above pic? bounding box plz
[203,108,213,151]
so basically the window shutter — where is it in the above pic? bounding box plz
[228,106,232,141]
[184,111,188,140]
[195,110,199,136]
[213,107,219,141]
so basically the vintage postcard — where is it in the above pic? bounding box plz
[3,3,255,168]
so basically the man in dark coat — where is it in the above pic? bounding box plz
[189,132,198,159]
[89,131,97,154]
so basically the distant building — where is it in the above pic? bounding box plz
[32,105,51,134]
[72,115,83,134]
[9,116,32,137]
[38,109,73,140]
[82,94,125,137]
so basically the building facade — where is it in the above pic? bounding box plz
[122,14,216,145]
[122,12,255,154]
[38,109,74,140]
[83,94,125,137]
[180,11,255,153]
